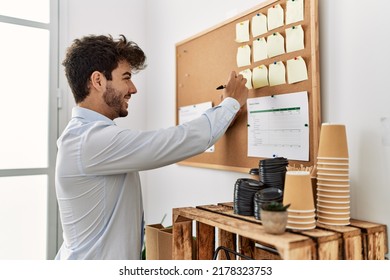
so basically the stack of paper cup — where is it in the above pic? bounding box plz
[283,171,316,230]
[316,123,350,226]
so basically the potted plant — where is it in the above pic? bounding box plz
[260,201,290,234]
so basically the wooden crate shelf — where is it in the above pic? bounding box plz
[350,219,388,260]
[172,202,388,260]
[173,206,313,260]
[316,222,363,260]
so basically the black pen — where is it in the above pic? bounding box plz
[216,85,226,90]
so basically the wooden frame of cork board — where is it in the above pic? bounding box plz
[175,0,320,173]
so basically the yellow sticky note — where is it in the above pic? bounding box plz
[239,69,253,89]
[252,13,268,37]
[268,4,284,31]
[236,20,250,43]
[286,0,304,24]
[267,32,285,58]
[236,45,251,67]
[286,25,305,53]
[287,56,308,84]
[269,61,286,86]
[253,65,269,89]
[253,38,267,62]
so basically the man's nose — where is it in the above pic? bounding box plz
[129,80,137,94]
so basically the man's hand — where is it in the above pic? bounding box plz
[223,71,249,108]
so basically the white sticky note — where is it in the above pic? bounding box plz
[236,45,251,67]
[267,32,285,58]
[268,4,284,31]
[269,61,286,86]
[253,65,269,89]
[286,25,305,53]
[236,20,250,43]
[286,0,304,24]
[239,69,253,89]
[252,13,268,37]
[287,56,308,84]
[253,38,268,62]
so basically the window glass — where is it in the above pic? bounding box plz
[0,22,49,169]
[0,175,48,259]
[0,0,50,23]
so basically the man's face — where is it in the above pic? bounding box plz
[103,61,137,118]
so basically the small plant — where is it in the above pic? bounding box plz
[260,202,290,234]
[261,201,290,211]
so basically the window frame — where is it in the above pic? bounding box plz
[0,0,59,259]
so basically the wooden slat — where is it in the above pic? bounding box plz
[196,222,215,260]
[218,229,237,260]
[238,236,255,260]
[254,245,282,260]
[289,228,341,260]
[172,215,193,260]
[316,222,363,260]
[350,219,388,260]
[197,204,262,225]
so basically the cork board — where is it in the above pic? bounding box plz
[176,0,320,173]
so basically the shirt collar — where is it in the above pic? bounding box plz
[72,107,116,125]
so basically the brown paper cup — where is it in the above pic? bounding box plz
[317,124,349,158]
[316,198,350,208]
[283,171,315,211]
[317,175,350,182]
[317,211,350,219]
[317,205,350,215]
[317,179,350,186]
[287,221,316,230]
[317,202,350,209]
[287,209,316,217]
[317,163,349,170]
[317,194,350,202]
[316,167,349,175]
[317,216,350,226]
[317,189,350,197]
[317,181,350,187]
[317,157,349,164]
[288,216,316,223]
[317,171,349,175]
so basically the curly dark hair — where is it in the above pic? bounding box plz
[62,34,147,103]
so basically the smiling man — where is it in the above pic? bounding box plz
[55,34,248,260]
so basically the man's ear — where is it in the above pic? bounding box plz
[90,71,106,91]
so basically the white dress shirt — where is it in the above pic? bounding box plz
[55,97,240,259]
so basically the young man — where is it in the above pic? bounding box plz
[55,34,248,259]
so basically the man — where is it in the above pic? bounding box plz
[55,34,248,259]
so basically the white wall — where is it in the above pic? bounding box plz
[61,0,390,255]
[321,0,390,224]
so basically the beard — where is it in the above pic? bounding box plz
[103,85,128,118]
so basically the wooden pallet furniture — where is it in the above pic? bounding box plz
[349,219,388,260]
[172,203,388,260]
